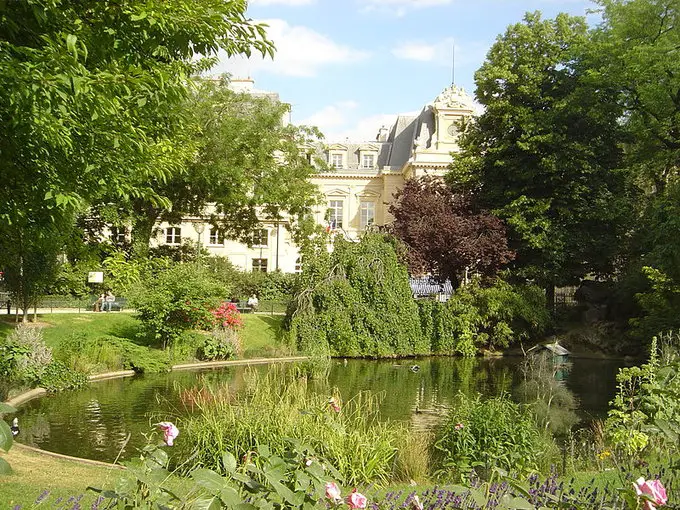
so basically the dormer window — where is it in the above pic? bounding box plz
[362,154,375,169]
[331,153,344,169]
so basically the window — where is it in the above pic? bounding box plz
[252,229,268,247]
[252,258,268,273]
[362,153,375,169]
[331,153,343,169]
[111,227,127,245]
[209,228,224,245]
[295,257,302,274]
[360,201,376,230]
[328,200,344,229]
[166,227,181,245]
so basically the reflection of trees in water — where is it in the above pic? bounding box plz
[14,357,623,462]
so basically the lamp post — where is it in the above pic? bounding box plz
[193,222,205,264]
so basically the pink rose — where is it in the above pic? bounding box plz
[634,477,668,510]
[325,481,342,502]
[157,422,179,446]
[347,489,367,509]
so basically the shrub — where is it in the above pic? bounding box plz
[606,333,680,463]
[199,328,241,361]
[444,277,550,356]
[53,333,170,374]
[128,262,229,348]
[177,369,411,485]
[2,323,52,383]
[434,393,551,480]
[210,302,243,330]
[288,233,426,357]
[39,360,88,392]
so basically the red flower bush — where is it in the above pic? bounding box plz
[210,302,243,331]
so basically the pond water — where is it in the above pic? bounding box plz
[14,356,627,463]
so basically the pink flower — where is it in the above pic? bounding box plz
[157,422,179,446]
[454,423,464,430]
[347,489,367,509]
[328,397,341,413]
[325,481,342,502]
[634,477,668,510]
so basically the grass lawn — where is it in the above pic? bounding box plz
[0,311,290,360]
[0,312,292,507]
[0,445,113,509]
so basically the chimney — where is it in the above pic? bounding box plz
[376,125,389,142]
[229,77,255,93]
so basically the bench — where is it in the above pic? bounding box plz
[236,301,252,314]
[95,297,127,312]
[110,299,127,311]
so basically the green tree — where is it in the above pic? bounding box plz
[288,233,426,357]
[0,0,273,308]
[591,0,680,336]
[593,0,680,195]
[109,77,324,258]
[451,12,630,299]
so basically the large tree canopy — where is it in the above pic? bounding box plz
[389,177,514,286]
[0,0,273,316]
[450,12,630,291]
[593,0,680,194]
[109,77,324,257]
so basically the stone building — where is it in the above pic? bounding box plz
[151,82,476,273]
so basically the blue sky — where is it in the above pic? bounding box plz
[212,0,597,142]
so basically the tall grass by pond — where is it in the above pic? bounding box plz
[176,368,422,486]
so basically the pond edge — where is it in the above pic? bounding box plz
[2,356,309,468]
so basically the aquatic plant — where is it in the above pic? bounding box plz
[177,369,411,485]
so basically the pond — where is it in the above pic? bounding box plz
[13,356,626,463]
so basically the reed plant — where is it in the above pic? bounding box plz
[177,368,413,486]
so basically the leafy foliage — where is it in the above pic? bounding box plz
[113,77,323,258]
[199,328,241,361]
[390,176,514,285]
[128,263,228,347]
[91,435,346,510]
[434,393,551,481]
[451,12,629,289]
[288,233,426,357]
[0,402,17,475]
[443,278,551,356]
[606,333,680,463]
[0,323,88,392]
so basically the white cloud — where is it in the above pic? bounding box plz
[392,38,488,69]
[249,0,315,5]
[359,0,453,16]
[212,19,369,78]
[391,41,438,62]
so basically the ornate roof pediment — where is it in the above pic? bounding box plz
[433,85,474,111]
[325,188,350,197]
[356,189,381,198]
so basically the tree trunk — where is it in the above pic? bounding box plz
[131,206,160,260]
[545,283,555,314]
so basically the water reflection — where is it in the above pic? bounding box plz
[14,357,627,463]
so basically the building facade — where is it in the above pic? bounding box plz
[151,83,476,273]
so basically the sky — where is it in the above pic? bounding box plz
[211,0,598,142]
